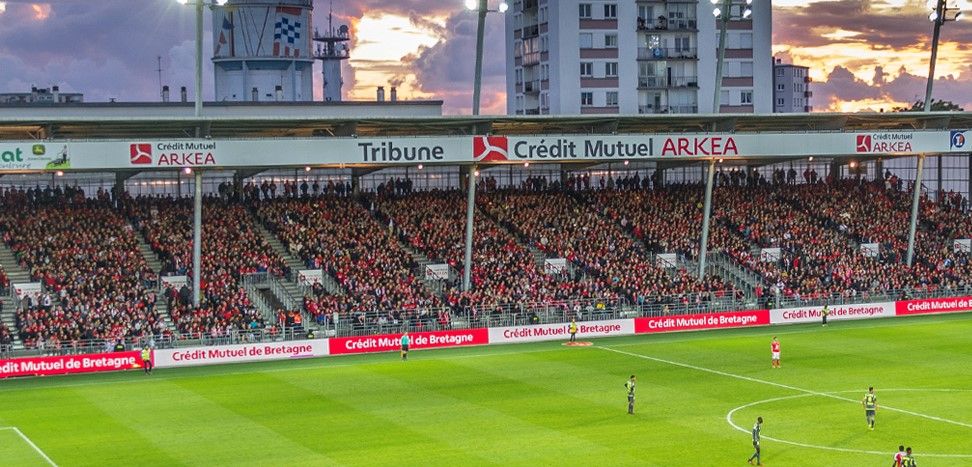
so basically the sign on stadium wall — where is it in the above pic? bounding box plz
[0,131,966,171]
[0,351,143,378]
[895,296,972,316]
[769,302,895,324]
[159,275,188,290]
[12,282,42,299]
[634,310,769,333]
[153,340,328,368]
[954,239,971,253]
[297,269,323,285]
[328,329,489,355]
[489,319,635,344]
[424,264,450,280]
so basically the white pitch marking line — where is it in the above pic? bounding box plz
[725,390,972,458]
[0,426,58,466]
[597,345,972,429]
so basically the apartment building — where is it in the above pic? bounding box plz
[505,0,772,115]
[773,58,813,113]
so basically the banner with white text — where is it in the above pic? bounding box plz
[0,130,965,172]
[489,319,635,344]
[770,302,895,324]
[153,340,328,368]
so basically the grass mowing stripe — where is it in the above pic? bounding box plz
[725,391,972,459]
[597,345,972,430]
[0,428,57,466]
[74,378,326,465]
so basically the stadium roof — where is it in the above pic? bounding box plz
[0,111,970,141]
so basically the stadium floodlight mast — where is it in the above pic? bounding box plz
[176,0,228,304]
[711,0,752,114]
[462,0,508,292]
[906,0,963,267]
[699,0,750,278]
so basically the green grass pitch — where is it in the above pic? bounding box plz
[1,313,970,466]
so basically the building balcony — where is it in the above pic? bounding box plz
[636,17,697,32]
[637,47,697,60]
[638,76,667,89]
[523,80,541,94]
[639,104,699,114]
[524,108,541,115]
[522,52,540,66]
[638,75,698,89]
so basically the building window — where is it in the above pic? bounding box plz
[740,61,753,77]
[579,33,593,49]
[777,68,785,77]
[605,62,618,77]
[740,32,753,49]
[777,98,785,105]
[603,3,617,19]
[720,90,730,106]
[580,62,593,77]
[606,91,619,107]
[741,91,753,104]
[581,92,593,106]
[777,83,785,91]
[605,34,618,48]
[579,3,592,19]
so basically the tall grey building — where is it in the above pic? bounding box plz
[772,58,812,113]
[505,0,773,115]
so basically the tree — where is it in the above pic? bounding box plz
[893,99,964,112]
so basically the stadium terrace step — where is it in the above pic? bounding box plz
[0,296,25,351]
[134,232,163,274]
[250,221,345,297]
[0,242,32,284]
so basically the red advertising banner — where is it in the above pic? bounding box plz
[635,310,770,334]
[895,296,972,316]
[329,328,489,355]
[0,351,144,379]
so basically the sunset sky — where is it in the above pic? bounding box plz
[0,0,970,114]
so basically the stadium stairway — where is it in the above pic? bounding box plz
[251,221,345,297]
[0,296,25,351]
[0,242,32,286]
[357,197,448,300]
[250,221,341,334]
[133,231,177,334]
[0,242,30,350]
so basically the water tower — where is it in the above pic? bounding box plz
[313,5,350,102]
[211,0,314,102]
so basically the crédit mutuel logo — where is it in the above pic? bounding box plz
[130,144,153,165]
[855,133,913,154]
[473,136,509,162]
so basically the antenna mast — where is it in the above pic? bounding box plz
[156,56,164,101]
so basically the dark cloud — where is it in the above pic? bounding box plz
[406,10,507,114]
[775,1,972,51]
[812,64,972,111]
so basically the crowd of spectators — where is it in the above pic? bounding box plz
[0,186,164,349]
[481,189,733,308]
[124,196,284,338]
[255,195,439,327]
[0,171,970,347]
[376,190,568,314]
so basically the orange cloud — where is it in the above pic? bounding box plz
[31,3,50,20]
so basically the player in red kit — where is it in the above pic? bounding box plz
[771,336,781,369]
